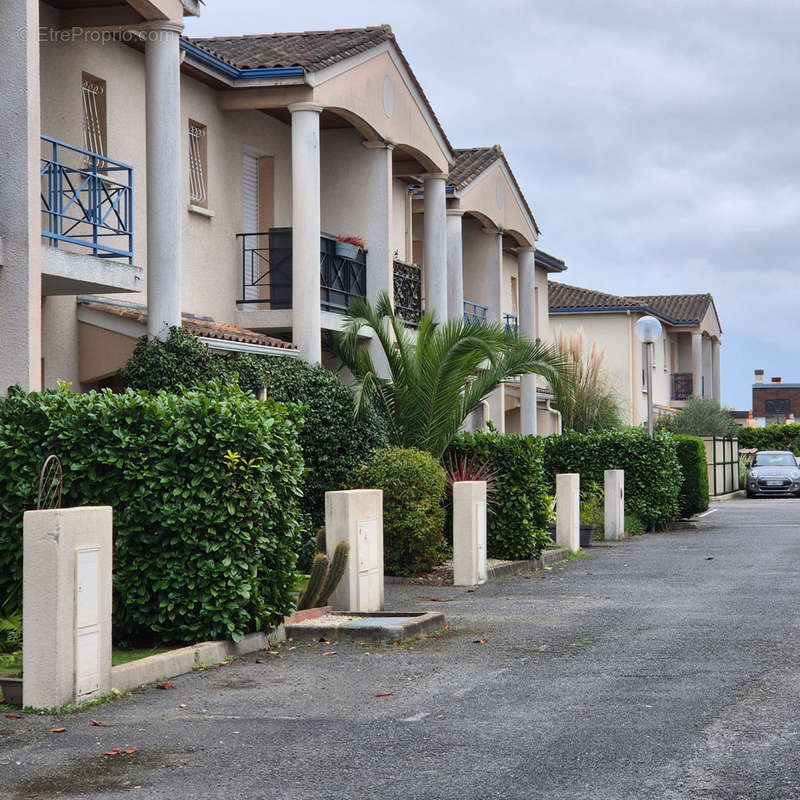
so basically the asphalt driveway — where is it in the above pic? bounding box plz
[3,495,800,799]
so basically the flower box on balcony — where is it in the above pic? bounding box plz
[335,236,365,260]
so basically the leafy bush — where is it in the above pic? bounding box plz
[122,329,387,560]
[738,423,800,455]
[351,447,446,576]
[0,383,303,644]
[542,429,681,528]
[657,397,738,438]
[446,430,551,560]
[673,435,709,517]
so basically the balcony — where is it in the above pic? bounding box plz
[672,373,693,401]
[39,136,141,295]
[393,259,423,327]
[463,301,488,325]
[237,228,366,314]
[503,313,518,335]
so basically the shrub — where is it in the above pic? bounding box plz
[657,397,738,438]
[0,383,303,644]
[446,430,551,560]
[738,423,800,455]
[673,435,709,517]
[351,447,446,576]
[122,329,387,561]
[542,429,681,528]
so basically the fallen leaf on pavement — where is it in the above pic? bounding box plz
[105,748,121,756]
[4,714,22,720]
[472,639,488,645]
[322,651,337,657]
[90,719,108,728]
[50,727,66,733]
[254,658,264,664]
[375,691,392,697]
[318,637,328,643]
[523,574,532,579]
[124,747,137,755]
[156,681,175,690]
[444,621,451,629]
[705,557,714,561]
[467,589,475,593]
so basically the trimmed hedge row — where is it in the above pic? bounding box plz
[673,435,709,517]
[352,447,446,577]
[0,383,303,644]
[446,429,551,561]
[738,423,800,455]
[542,429,682,528]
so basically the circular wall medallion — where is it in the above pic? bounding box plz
[382,75,394,118]
[496,177,505,209]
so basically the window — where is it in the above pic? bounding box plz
[188,120,208,207]
[765,398,791,415]
[81,72,106,158]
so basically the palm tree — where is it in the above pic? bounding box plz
[324,292,568,459]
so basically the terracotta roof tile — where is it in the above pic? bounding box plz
[78,298,296,350]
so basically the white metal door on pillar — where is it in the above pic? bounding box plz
[75,548,101,697]
[242,153,259,305]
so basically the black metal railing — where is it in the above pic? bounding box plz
[236,228,366,312]
[672,372,693,401]
[393,259,423,326]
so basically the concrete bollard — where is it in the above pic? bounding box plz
[325,489,384,612]
[23,507,113,709]
[604,469,625,541]
[556,473,580,551]
[452,481,487,586]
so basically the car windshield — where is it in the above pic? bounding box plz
[754,453,797,467]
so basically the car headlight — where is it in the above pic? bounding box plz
[749,470,759,479]
[791,470,800,480]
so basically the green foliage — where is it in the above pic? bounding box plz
[542,429,681,528]
[0,383,303,644]
[296,541,350,609]
[325,292,567,459]
[0,612,21,654]
[297,553,329,611]
[580,494,604,526]
[446,430,551,560]
[738,423,800,455]
[351,447,446,576]
[673,435,710,517]
[625,514,646,536]
[657,397,738,438]
[122,328,387,560]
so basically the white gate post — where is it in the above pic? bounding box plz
[556,473,580,552]
[604,469,625,540]
[452,481,487,586]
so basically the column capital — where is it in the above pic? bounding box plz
[481,225,502,236]
[362,140,395,151]
[288,101,324,114]
[446,208,464,217]
[421,172,448,182]
[517,245,536,254]
[140,20,184,34]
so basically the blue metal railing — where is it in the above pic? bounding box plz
[503,313,518,335]
[463,300,488,325]
[40,136,133,262]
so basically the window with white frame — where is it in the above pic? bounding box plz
[81,72,106,158]
[188,121,208,207]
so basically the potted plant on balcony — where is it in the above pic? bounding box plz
[336,235,365,260]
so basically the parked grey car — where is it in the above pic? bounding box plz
[746,451,800,498]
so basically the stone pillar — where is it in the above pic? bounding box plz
[446,210,464,321]
[0,0,42,391]
[712,338,721,401]
[518,247,537,435]
[289,102,324,363]
[144,21,183,339]
[23,507,113,709]
[691,332,703,398]
[556,473,580,551]
[604,469,625,541]
[423,173,447,321]
[325,489,384,612]
[485,230,504,430]
[363,142,393,305]
[452,481,487,587]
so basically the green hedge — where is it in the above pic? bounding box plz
[738,424,800,455]
[542,429,681,528]
[673,435,709,517]
[351,447,446,576]
[0,383,303,644]
[122,329,387,563]
[446,430,551,560]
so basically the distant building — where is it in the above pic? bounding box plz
[752,371,800,427]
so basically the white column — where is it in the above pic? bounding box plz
[363,142,393,305]
[712,339,721,401]
[289,102,324,363]
[0,0,42,391]
[446,210,464,321]
[423,173,447,321]
[518,247,537,435]
[144,21,183,339]
[485,230,504,430]
[556,473,580,552]
[691,332,703,399]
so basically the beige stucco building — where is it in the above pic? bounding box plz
[549,283,723,426]
[2,3,565,437]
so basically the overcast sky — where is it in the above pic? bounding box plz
[186,1,799,410]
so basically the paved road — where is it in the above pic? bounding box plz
[4,496,800,799]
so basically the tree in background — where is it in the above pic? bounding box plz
[658,396,738,438]
[550,330,622,433]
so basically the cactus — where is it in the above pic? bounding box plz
[315,541,350,607]
[297,552,329,610]
[315,526,327,554]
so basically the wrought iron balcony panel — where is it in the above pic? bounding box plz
[40,136,133,262]
[463,301,488,325]
[672,372,693,401]
[393,259,423,327]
